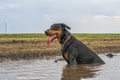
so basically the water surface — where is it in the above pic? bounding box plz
[0,54,120,80]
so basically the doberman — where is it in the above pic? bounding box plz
[45,23,105,65]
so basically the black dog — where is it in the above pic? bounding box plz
[45,23,105,65]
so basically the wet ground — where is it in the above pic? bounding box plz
[0,53,120,80]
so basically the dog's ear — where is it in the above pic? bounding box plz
[60,23,71,30]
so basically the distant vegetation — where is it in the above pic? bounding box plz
[73,33,120,38]
[0,33,120,59]
[0,33,120,38]
[0,33,46,38]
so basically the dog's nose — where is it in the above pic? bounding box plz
[45,30,49,36]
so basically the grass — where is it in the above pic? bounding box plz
[0,33,47,42]
[0,33,120,43]
[73,33,120,38]
[0,33,120,38]
[0,33,120,59]
[0,33,47,38]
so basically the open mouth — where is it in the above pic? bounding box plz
[47,34,57,45]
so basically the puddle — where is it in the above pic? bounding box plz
[0,54,120,80]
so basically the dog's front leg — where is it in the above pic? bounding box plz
[67,54,78,65]
[62,52,77,65]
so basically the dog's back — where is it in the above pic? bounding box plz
[76,38,105,64]
[62,35,105,64]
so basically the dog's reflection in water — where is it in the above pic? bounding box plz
[61,64,101,80]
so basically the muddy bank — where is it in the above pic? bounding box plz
[0,38,120,59]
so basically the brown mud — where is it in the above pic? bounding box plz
[0,38,120,60]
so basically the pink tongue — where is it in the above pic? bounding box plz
[47,35,54,45]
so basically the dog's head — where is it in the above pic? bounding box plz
[45,23,71,45]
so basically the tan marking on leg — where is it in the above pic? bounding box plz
[63,52,68,59]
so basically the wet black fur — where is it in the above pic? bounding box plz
[45,23,105,65]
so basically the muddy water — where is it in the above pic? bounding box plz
[0,54,120,80]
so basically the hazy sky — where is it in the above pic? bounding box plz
[0,0,120,33]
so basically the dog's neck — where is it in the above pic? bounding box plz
[59,30,71,44]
